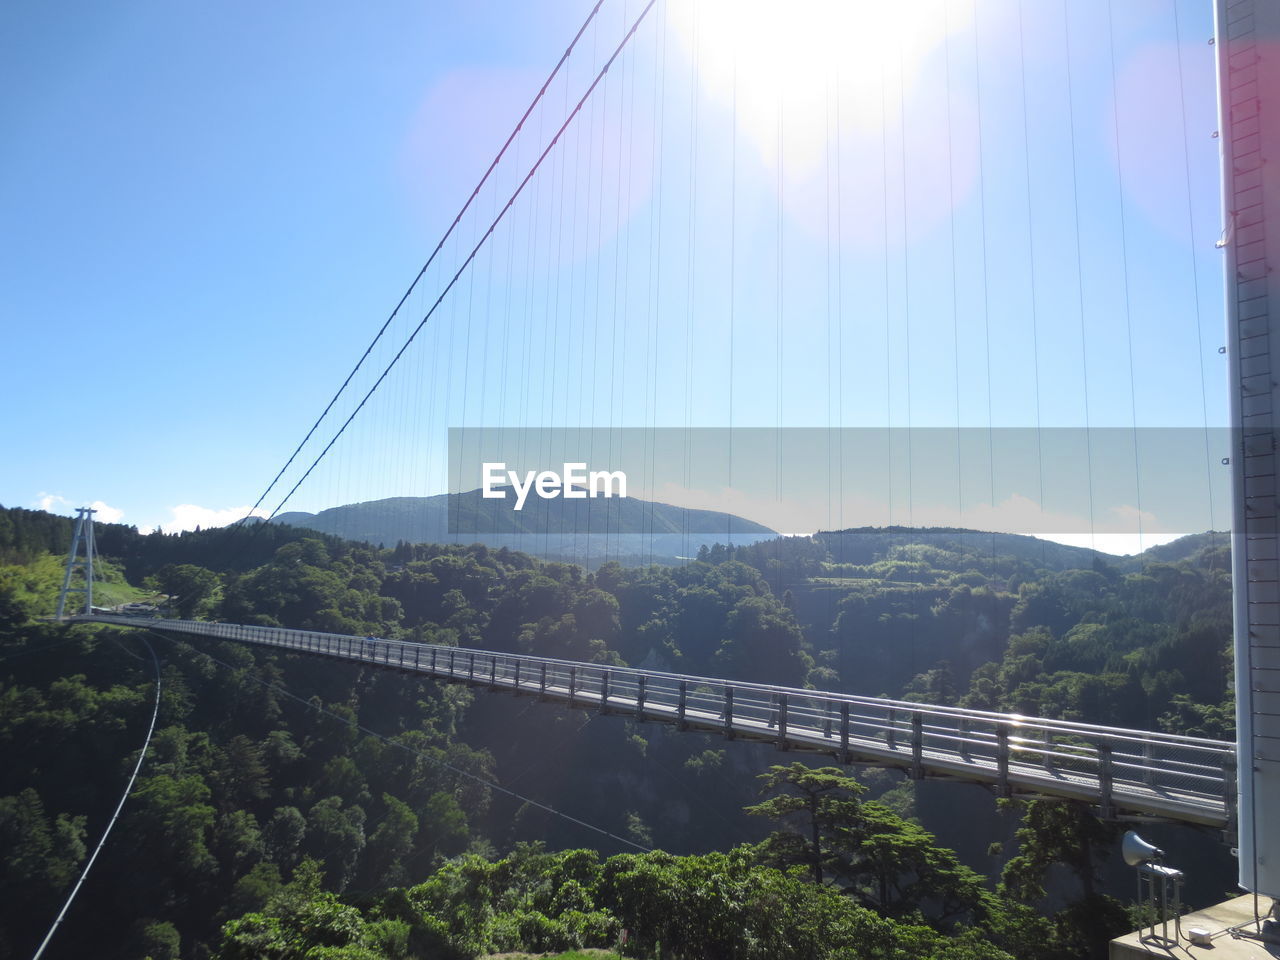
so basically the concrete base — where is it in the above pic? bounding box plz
[1110,895,1280,959]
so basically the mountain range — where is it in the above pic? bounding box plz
[271,489,776,563]
[268,491,1225,571]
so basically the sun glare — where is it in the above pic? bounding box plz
[670,0,956,176]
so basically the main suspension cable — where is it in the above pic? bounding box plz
[239,0,609,526]
[264,0,659,523]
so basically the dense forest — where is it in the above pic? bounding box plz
[0,504,1236,959]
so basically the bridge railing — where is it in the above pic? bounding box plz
[78,615,1234,824]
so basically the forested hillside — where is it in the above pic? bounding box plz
[0,505,1236,959]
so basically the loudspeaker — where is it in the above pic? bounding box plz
[1122,831,1164,866]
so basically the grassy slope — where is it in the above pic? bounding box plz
[0,552,150,615]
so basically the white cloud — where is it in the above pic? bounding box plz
[1031,503,1185,555]
[34,493,124,524]
[160,504,269,534]
[1034,532,1185,557]
[35,492,71,512]
[89,500,124,524]
[935,496,1170,538]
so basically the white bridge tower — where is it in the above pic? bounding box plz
[1219,0,1280,899]
[55,507,98,619]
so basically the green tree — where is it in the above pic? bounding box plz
[716,595,812,685]
[263,806,306,871]
[835,801,987,922]
[130,919,181,960]
[129,774,218,878]
[218,859,372,960]
[151,563,220,619]
[304,797,366,892]
[0,788,86,953]
[214,734,270,809]
[746,763,864,885]
[364,794,418,888]
[1000,800,1116,903]
[748,764,988,927]
[1000,800,1128,960]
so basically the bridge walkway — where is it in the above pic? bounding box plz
[73,615,1236,829]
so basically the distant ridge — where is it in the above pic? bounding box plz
[270,490,775,564]
[815,526,1228,572]
[271,495,1224,572]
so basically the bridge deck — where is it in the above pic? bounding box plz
[73,615,1235,829]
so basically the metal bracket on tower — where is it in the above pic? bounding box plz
[56,507,98,619]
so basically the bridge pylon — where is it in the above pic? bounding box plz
[1219,0,1280,902]
[56,507,98,619]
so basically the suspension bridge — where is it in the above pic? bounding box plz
[35,0,1280,916]
[74,612,1236,830]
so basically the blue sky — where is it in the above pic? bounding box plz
[0,0,1228,550]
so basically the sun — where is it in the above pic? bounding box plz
[669,0,957,177]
